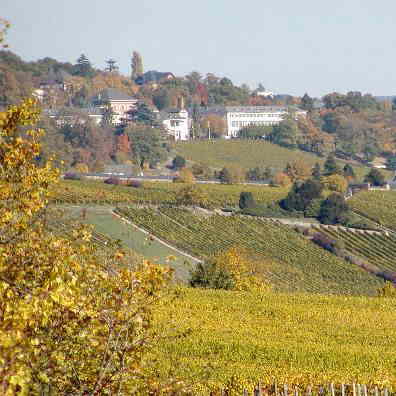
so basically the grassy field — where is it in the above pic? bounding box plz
[153,288,396,392]
[59,205,195,281]
[115,207,383,295]
[349,190,396,231]
[176,140,389,182]
[52,180,289,208]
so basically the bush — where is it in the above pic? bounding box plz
[239,192,256,209]
[364,168,386,186]
[104,176,122,185]
[271,172,291,187]
[219,166,246,184]
[321,174,348,193]
[173,168,195,184]
[63,172,81,181]
[127,180,142,188]
[377,282,396,298]
[190,261,235,290]
[172,155,186,170]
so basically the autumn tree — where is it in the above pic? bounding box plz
[173,168,195,184]
[0,18,10,48]
[0,100,178,393]
[131,51,143,80]
[219,165,246,184]
[321,174,349,193]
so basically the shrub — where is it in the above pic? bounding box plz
[321,174,348,193]
[271,172,291,187]
[175,185,209,207]
[364,168,386,186]
[173,168,196,184]
[127,179,142,188]
[190,261,235,290]
[104,176,122,185]
[377,282,396,298]
[239,192,256,209]
[63,172,81,181]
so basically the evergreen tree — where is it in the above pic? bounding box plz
[131,51,143,81]
[73,54,95,78]
[323,154,341,176]
[105,58,118,72]
[301,93,314,111]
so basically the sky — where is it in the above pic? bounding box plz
[2,0,396,97]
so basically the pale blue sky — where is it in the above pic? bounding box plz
[3,0,396,97]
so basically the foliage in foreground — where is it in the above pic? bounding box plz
[0,100,186,394]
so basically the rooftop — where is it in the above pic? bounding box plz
[95,88,137,102]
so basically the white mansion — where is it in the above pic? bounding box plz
[202,106,307,138]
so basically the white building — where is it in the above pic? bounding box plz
[202,106,307,138]
[162,108,190,141]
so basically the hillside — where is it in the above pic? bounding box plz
[349,190,396,231]
[154,288,396,391]
[115,207,383,295]
[176,140,388,181]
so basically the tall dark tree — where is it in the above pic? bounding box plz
[127,102,157,126]
[301,93,314,111]
[105,58,119,73]
[73,54,95,78]
[364,168,385,186]
[131,51,143,81]
[312,163,321,180]
[282,179,323,212]
[239,192,256,210]
[323,154,341,176]
[319,193,349,225]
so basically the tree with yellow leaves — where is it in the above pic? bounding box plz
[0,100,179,394]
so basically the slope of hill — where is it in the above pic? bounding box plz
[176,140,386,181]
[115,207,383,295]
[154,288,396,391]
[349,190,396,231]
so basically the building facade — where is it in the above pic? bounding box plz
[202,106,307,138]
[162,108,190,141]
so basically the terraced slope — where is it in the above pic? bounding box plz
[316,226,396,273]
[115,207,382,295]
[349,190,396,231]
[176,140,380,181]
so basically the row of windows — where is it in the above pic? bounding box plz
[229,113,284,118]
[231,121,278,127]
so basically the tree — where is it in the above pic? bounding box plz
[301,93,314,111]
[319,193,349,224]
[219,166,246,184]
[343,163,356,180]
[127,101,157,126]
[239,192,256,210]
[364,168,386,186]
[284,160,311,182]
[385,156,396,171]
[0,18,10,48]
[73,54,95,78]
[323,154,341,176]
[125,124,168,170]
[172,155,186,170]
[0,99,174,393]
[271,172,291,187]
[270,116,299,148]
[131,51,143,80]
[321,174,349,193]
[200,114,227,138]
[282,179,323,212]
[175,185,209,207]
[105,58,118,72]
[312,162,321,180]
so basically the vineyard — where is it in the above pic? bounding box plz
[153,287,396,391]
[51,179,288,207]
[349,191,396,231]
[114,207,383,295]
[176,140,380,181]
[315,226,396,273]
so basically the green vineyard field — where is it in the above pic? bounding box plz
[349,191,396,231]
[115,207,383,295]
[176,140,381,181]
[51,180,288,208]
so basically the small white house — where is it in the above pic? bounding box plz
[162,108,190,141]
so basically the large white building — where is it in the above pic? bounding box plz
[162,108,190,141]
[203,106,307,138]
